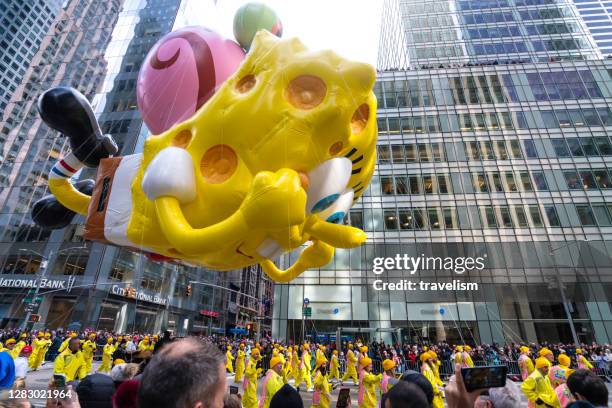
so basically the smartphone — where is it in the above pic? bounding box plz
[336,388,351,408]
[461,365,507,392]
[53,374,66,388]
[229,385,239,395]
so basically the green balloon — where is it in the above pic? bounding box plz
[233,2,283,50]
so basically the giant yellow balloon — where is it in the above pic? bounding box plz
[46,31,378,282]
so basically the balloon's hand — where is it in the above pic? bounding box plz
[242,169,306,229]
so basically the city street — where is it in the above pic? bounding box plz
[21,360,612,407]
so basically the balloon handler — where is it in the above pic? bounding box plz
[31,30,378,283]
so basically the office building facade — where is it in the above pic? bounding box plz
[273,0,612,345]
[0,0,272,335]
[572,0,612,56]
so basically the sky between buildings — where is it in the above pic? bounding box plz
[177,0,383,65]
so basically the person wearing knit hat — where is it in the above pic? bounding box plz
[549,353,572,388]
[538,347,554,367]
[260,355,285,408]
[296,343,313,392]
[521,357,560,408]
[420,353,444,408]
[0,351,15,390]
[575,348,594,370]
[519,345,535,381]
[234,343,246,383]
[357,356,381,408]
[13,345,32,389]
[329,350,340,381]
[342,342,358,385]
[381,359,397,393]
[98,337,116,374]
[82,332,97,374]
[311,354,331,408]
[225,345,235,374]
[243,347,262,408]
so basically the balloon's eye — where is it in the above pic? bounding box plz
[317,189,355,224]
[306,158,352,214]
[311,194,340,214]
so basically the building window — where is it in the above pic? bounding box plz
[545,206,562,227]
[384,210,399,230]
[529,206,544,227]
[532,172,549,190]
[576,205,596,226]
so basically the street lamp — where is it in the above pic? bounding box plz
[18,245,87,329]
[548,239,587,346]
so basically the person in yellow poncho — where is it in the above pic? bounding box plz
[463,345,474,367]
[316,344,326,362]
[234,343,246,383]
[421,352,444,408]
[149,334,158,351]
[342,343,358,385]
[29,332,45,370]
[428,350,444,390]
[329,350,340,381]
[380,359,397,394]
[539,347,554,367]
[284,346,293,381]
[58,332,77,353]
[98,337,115,373]
[311,354,331,408]
[137,336,151,352]
[4,339,18,359]
[14,333,28,356]
[242,348,262,408]
[575,348,593,370]
[225,345,235,373]
[260,355,285,408]
[291,346,300,383]
[519,346,535,381]
[521,357,561,408]
[53,337,87,383]
[297,343,313,391]
[357,356,381,408]
[453,345,464,367]
[82,333,97,374]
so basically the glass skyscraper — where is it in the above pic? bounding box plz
[273,0,612,345]
[572,0,612,56]
[0,0,272,336]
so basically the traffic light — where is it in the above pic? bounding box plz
[186,284,192,297]
[30,314,41,322]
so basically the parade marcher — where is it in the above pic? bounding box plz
[82,333,97,374]
[428,350,444,390]
[284,346,293,382]
[242,348,262,408]
[420,352,444,408]
[357,356,381,408]
[519,346,535,381]
[226,345,235,374]
[381,359,398,393]
[291,346,300,383]
[137,336,151,352]
[575,349,593,370]
[260,355,285,408]
[342,343,358,385]
[54,337,87,383]
[462,345,474,368]
[13,345,31,389]
[58,332,77,354]
[549,353,572,388]
[454,346,467,368]
[329,350,340,381]
[521,357,561,408]
[235,343,246,383]
[539,347,554,367]
[29,332,45,370]
[98,337,115,374]
[4,339,18,359]
[311,354,331,408]
[297,343,313,391]
[150,334,158,351]
[14,333,27,356]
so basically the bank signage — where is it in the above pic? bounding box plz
[109,285,168,306]
[0,277,75,292]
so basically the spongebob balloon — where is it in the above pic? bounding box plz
[31,31,378,283]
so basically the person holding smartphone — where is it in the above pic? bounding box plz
[521,357,561,408]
